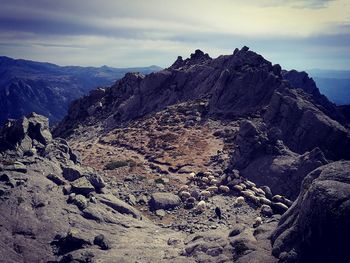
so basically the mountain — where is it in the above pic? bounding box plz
[0,56,161,125]
[1,47,350,263]
[308,69,350,105]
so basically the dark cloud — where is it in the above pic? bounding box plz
[0,0,348,69]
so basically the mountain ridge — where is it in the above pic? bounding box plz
[0,56,161,125]
[1,47,350,263]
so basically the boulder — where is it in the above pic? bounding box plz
[27,112,52,145]
[51,230,92,256]
[70,177,95,196]
[3,161,27,173]
[272,161,350,263]
[98,194,142,219]
[85,172,105,191]
[62,165,84,182]
[94,234,110,250]
[149,192,181,210]
[47,173,66,185]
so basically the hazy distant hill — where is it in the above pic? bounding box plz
[308,69,350,105]
[0,56,161,124]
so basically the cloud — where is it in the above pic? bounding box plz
[0,0,349,69]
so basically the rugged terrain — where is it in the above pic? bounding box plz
[0,56,161,124]
[1,47,350,263]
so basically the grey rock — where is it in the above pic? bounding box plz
[72,194,88,210]
[260,205,273,217]
[51,230,92,255]
[94,234,110,250]
[62,165,84,182]
[272,161,350,263]
[155,209,166,218]
[229,224,245,237]
[149,192,181,210]
[3,161,27,173]
[85,172,105,191]
[70,177,95,196]
[127,194,137,206]
[98,194,142,219]
[47,173,66,185]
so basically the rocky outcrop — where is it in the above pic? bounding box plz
[264,88,350,160]
[54,47,284,136]
[55,47,350,162]
[229,119,329,199]
[271,161,350,263]
[0,114,190,262]
[0,112,52,155]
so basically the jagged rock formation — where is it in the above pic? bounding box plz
[55,46,350,199]
[2,47,350,263]
[0,56,161,124]
[271,161,350,263]
[0,113,190,262]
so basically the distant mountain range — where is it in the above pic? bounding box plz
[0,56,161,124]
[308,69,350,105]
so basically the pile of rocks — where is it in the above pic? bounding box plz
[174,169,293,218]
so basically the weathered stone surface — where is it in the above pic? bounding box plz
[62,165,84,182]
[47,173,66,185]
[85,172,105,191]
[70,177,95,196]
[149,192,181,210]
[98,194,142,219]
[272,161,350,263]
[94,234,110,250]
[230,119,329,199]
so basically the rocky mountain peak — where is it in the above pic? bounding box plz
[170,49,212,69]
[2,47,350,262]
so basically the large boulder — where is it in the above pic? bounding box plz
[271,161,350,263]
[149,192,181,210]
[0,112,52,155]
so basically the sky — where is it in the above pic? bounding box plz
[0,0,349,70]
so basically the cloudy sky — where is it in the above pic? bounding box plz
[0,0,349,70]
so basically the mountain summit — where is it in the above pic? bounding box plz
[1,47,350,263]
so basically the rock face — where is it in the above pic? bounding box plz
[0,114,190,262]
[3,47,350,262]
[54,47,350,199]
[271,161,350,263]
[229,119,329,199]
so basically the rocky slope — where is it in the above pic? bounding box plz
[0,56,161,124]
[1,47,350,263]
[55,46,350,198]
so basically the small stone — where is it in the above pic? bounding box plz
[271,202,289,214]
[47,173,66,185]
[156,209,166,218]
[261,205,273,217]
[128,194,137,206]
[253,217,262,228]
[62,166,84,182]
[234,196,245,207]
[229,224,245,237]
[85,173,105,191]
[94,234,110,250]
[71,177,95,196]
[137,195,148,204]
[72,194,88,210]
